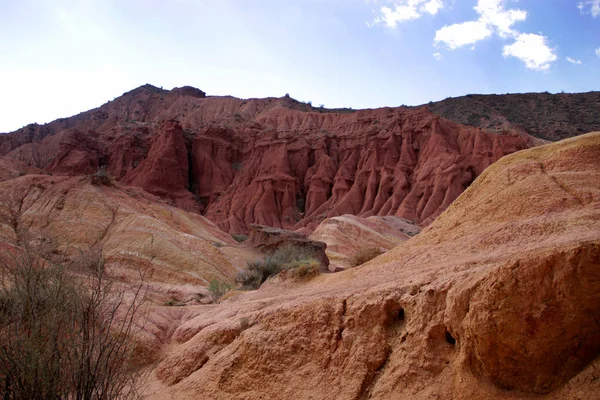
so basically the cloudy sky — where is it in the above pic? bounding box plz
[1,0,599,132]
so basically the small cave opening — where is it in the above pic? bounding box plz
[397,308,405,322]
[445,330,456,346]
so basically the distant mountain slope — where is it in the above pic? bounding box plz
[421,91,600,141]
[0,85,536,233]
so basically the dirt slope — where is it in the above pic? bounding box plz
[422,91,600,141]
[142,132,600,400]
[0,85,537,233]
[309,215,420,269]
[0,174,250,303]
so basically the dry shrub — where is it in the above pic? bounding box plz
[0,239,147,400]
[91,165,114,186]
[350,247,384,267]
[285,258,321,279]
[238,245,321,289]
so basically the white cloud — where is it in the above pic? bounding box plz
[578,1,600,17]
[433,52,443,60]
[596,47,600,57]
[435,21,492,49]
[375,0,445,28]
[502,33,557,71]
[475,0,527,37]
[566,57,582,65]
[435,0,526,49]
[379,4,420,27]
[434,0,557,71]
[422,0,444,15]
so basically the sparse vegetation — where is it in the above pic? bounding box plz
[422,92,600,141]
[91,165,113,186]
[0,239,147,400]
[164,299,186,307]
[350,247,384,267]
[296,195,306,213]
[238,245,321,289]
[231,162,243,172]
[239,317,250,331]
[208,279,232,303]
[232,234,249,243]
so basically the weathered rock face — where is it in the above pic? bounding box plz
[248,224,329,270]
[0,85,536,233]
[125,120,198,211]
[0,156,41,182]
[208,108,534,233]
[142,132,600,399]
[0,174,240,303]
[309,215,420,269]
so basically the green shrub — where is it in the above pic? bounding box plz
[232,234,249,243]
[350,247,384,267]
[208,279,232,303]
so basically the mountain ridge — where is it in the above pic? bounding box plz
[0,84,539,233]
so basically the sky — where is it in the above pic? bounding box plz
[0,0,599,133]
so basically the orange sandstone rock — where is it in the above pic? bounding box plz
[142,132,600,400]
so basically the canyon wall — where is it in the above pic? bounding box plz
[0,85,535,233]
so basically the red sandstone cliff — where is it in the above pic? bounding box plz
[0,85,537,232]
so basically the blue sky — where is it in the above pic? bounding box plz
[0,0,599,133]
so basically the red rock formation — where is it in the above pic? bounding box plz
[248,224,329,270]
[143,131,600,400]
[0,85,536,233]
[125,120,197,211]
[209,108,533,232]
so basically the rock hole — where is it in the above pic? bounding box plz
[397,308,405,322]
[445,330,456,345]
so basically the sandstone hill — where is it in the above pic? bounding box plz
[422,91,600,141]
[0,173,258,305]
[142,131,600,399]
[0,85,538,234]
[309,215,420,269]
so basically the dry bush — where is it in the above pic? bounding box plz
[238,245,320,289]
[91,165,114,186]
[350,247,384,267]
[0,239,147,400]
[285,258,321,279]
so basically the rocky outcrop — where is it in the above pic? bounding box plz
[0,174,240,304]
[0,85,536,234]
[249,224,329,270]
[142,132,600,399]
[309,215,420,269]
[125,120,197,211]
[209,108,533,233]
